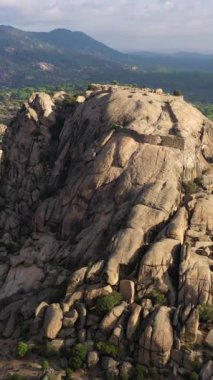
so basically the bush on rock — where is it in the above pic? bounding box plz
[145,289,167,306]
[199,304,213,322]
[69,344,87,370]
[16,342,30,358]
[96,291,123,315]
[95,341,118,357]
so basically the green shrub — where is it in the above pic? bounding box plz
[196,103,213,121]
[145,289,167,306]
[149,367,158,379]
[41,359,49,371]
[69,344,87,370]
[194,176,203,187]
[183,181,199,194]
[96,291,123,315]
[65,368,73,380]
[7,374,26,380]
[95,341,118,357]
[62,94,77,107]
[16,342,30,358]
[120,373,131,380]
[136,364,148,380]
[187,372,199,380]
[199,304,213,322]
[112,123,122,130]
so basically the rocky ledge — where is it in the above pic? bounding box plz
[0,84,212,380]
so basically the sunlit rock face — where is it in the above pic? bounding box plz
[0,84,212,377]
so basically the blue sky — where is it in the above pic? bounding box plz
[0,0,212,52]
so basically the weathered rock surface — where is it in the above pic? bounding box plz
[87,351,99,367]
[126,304,142,340]
[100,302,127,332]
[139,306,174,367]
[0,265,44,301]
[200,360,213,380]
[0,84,212,378]
[138,238,180,304]
[63,309,79,328]
[178,242,213,306]
[43,303,63,339]
[205,329,213,348]
[119,280,135,303]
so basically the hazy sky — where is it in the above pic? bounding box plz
[0,0,213,52]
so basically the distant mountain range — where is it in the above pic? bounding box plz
[0,25,132,86]
[0,25,213,102]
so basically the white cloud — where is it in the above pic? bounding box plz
[0,0,213,51]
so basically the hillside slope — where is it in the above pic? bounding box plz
[0,25,130,87]
[1,26,213,104]
[0,85,212,379]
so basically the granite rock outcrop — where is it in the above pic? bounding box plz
[0,84,212,379]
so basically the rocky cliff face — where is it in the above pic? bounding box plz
[0,85,212,379]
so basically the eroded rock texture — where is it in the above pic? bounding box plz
[0,85,212,378]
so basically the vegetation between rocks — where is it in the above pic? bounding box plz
[95,341,119,357]
[69,343,88,370]
[96,291,123,315]
[135,364,148,380]
[145,289,167,306]
[196,103,213,121]
[199,304,213,322]
[185,371,199,380]
[182,180,200,194]
[16,342,30,358]
[41,359,50,371]
[7,375,26,380]
[65,368,73,380]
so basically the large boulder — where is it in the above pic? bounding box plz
[119,280,135,303]
[138,306,173,367]
[200,360,213,380]
[43,304,63,339]
[178,244,213,306]
[205,329,213,348]
[138,238,180,304]
[100,302,127,332]
[28,92,56,127]
[64,267,88,305]
[126,304,142,340]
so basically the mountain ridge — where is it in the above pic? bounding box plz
[0,25,137,89]
[0,24,125,60]
[0,25,213,103]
